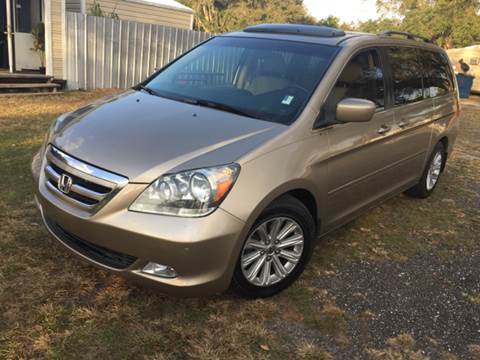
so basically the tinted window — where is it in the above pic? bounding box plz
[421,51,454,98]
[320,49,385,124]
[146,37,337,125]
[388,47,424,105]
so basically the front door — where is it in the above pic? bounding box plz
[316,48,399,229]
[0,0,8,69]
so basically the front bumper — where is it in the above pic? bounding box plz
[34,156,246,296]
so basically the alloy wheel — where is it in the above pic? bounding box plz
[426,151,443,191]
[240,217,304,287]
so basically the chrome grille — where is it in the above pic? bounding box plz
[43,145,128,212]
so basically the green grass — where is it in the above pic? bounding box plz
[0,91,479,359]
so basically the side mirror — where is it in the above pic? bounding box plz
[336,98,376,123]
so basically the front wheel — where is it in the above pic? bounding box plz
[232,195,315,298]
[405,142,446,198]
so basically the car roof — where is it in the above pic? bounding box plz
[222,24,443,52]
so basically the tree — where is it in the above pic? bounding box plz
[355,18,401,34]
[224,0,314,31]
[178,0,314,33]
[178,0,229,33]
[30,22,45,69]
[89,0,120,20]
[374,0,480,48]
[316,15,341,28]
[314,15,355,31]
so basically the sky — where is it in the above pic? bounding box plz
[303,0,380,24]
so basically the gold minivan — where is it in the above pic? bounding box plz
[32,24,460,298]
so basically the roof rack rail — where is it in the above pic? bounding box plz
[243,24,346,38]
[380,31,432,43]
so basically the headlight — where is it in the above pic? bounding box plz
[129,164,240,217]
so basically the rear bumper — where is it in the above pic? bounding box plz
[35,180,247,296]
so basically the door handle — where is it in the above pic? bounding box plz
[398,120,409,128]
[378,124,391,135]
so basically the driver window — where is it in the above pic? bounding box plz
[320,49,385,125]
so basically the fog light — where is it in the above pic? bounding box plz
[142,262,177,278]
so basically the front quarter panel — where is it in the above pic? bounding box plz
[220,130,329,234]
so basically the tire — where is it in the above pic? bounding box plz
[232,195,315,298]
[405,142,446,198]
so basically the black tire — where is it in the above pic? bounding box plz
[405,142,446,198]
[231,195,315,298]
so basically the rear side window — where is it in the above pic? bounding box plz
[320,49,385,124]
[388,47,424,105]
[421,51,454,98]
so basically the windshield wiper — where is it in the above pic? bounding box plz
[185,98,261,120]
[135,84,158,96]
[134,89,262,120]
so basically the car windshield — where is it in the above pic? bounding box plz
[145,36,338,125]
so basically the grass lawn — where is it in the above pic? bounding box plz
[0,91,479,359]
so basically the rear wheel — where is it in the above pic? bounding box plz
[232,195,315,298]
[405,142,446,198]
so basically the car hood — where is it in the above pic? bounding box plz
[52,90,285,183]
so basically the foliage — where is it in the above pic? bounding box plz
[179,0,479,47]
[178,0,314,33]
[316,15,342,28]
[30,22,45,68]
[226,0,315,31]
[355,17,401,34]
[316,16,356,31]
[365,0,480,48]
[89,0,120,20]
[177,0,226,33]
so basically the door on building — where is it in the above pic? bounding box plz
[0,0,9,69]
[13,0,43,71]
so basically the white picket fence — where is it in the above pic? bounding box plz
[64,12,213,89]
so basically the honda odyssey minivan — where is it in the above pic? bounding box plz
[32,24,460,298]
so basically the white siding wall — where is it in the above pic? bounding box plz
[86,0,193,29]
[45,0,65,78]
[66,0,82,12]
[51,0,64,78]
